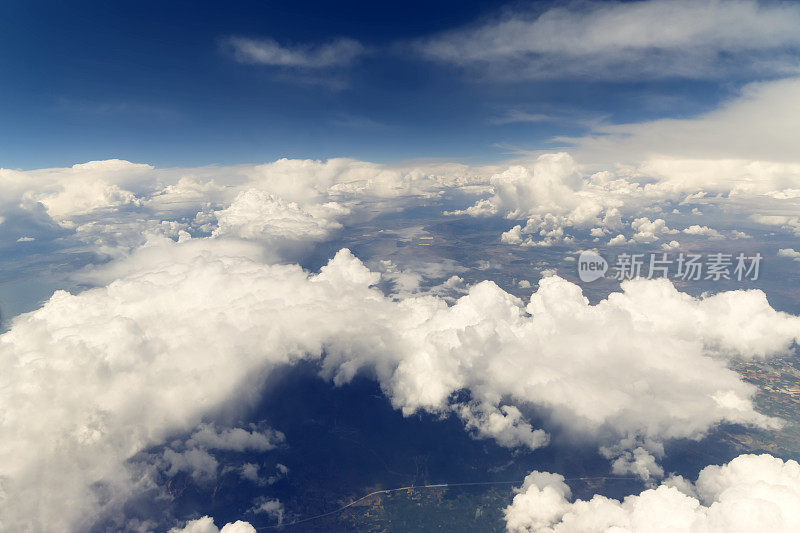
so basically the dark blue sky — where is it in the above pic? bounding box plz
[0,0,752,168]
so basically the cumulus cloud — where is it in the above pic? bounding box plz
[185,423,284,452]
[0,244,389,529]
[1,159,152,220]
[226,36,364,68]
[211,189,348,247]
[416,0,800,80]
[543,75,800,243]
[683,224,725,240]
[0,156,488,267]
[608,234,628,246]
[249,498,285,524]
[170,516,256,533]
[7,147,800,280]
[2,238,798,529]
[630,217,678,243]
[154,423,285,482]
[778,248,800,259]
[454,143,800,247]
[505,453,800,533]
[455,152,692,247]
[455,153,629,246]
[4,147,800,530]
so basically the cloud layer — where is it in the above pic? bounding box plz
[1,236,797,529]
[417,0,800,80]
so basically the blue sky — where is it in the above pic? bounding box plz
[0,0,769,169]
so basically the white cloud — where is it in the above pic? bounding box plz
[0,156,489,267]
[2,239,798,529]
[505,453,800,533]
[2,159,152,221]
[571,76,800,169]
[0,244,387,529]
[417,0,800,80]
[211,189,348,246]
[778,248,800,259]
[170,516,256,533]
[454,152,694,247]
[249,498,284,524]
[601,441,665,482]
[162,448,219,481]
[683,224,725,239]
[5,146,800,530]
[549,75,800,243]
[751,214,800,235]
[608,234,628,246]
[185,423,284,452]
[490,111,555,125]
[227,37,364,68]
[631,217,677,243]
[453,153,632,246]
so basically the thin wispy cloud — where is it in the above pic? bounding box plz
[490,111,554,125]
[415,0,800,80]
[329,114,390,130]
[227,36,364,69]
[54,98,182,121]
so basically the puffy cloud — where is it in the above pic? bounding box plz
[170,516,256,533]
[245,157,485,202]
[504,454,800,533]
[630,217,678,243]
[417,0,800,80]
[456,154,585,218]
[453,152,778,248]
[154,423,285,482]
[456,147,800,247]
[608,234,628,246]
[459,404,549,450]
[185,423,284,452]
[601,440,665,482]
[0,244,388,530]
[540,77,800,243]
[778,248,800,259]
[0,156,489,269]
[249,498,285,524]
[1,238,798,529]
[6,148,800,282]
[504,471,574,533]
[683,224,725,240]
[211,189,348,246]
[162,448,219,481]
[1,159,152,220]
[456,153,638,246]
